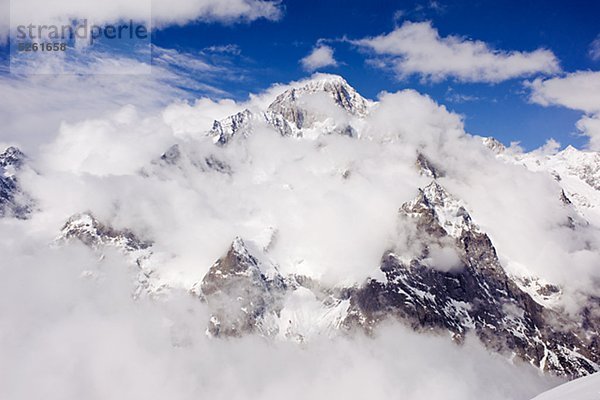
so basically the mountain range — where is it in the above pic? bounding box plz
[3,74,599,383]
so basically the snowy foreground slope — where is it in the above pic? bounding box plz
[1,74,600,399]
[531,372,600,400]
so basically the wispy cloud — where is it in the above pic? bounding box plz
[201,44,242,55]
[0,44,250,150]
[589,35,600,61]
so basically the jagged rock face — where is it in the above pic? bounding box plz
[59,212,152,251]
[416,152,445,179]
[0,146,25,169]
[191,183,599,377]
[0,146,32,219]
[198,237,286,337]
[343,182,599,377]
[209,109,254,145]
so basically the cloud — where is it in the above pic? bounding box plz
[0,45,247,152]
[354,21,560,83]
[589,35,600,61]
[576,114,600,151]
[528,71,600,114]
[2,0,283,40]
[0,230,561,400]
[528,71,600,150]
[301,44,338,71]
[202,44,242,55]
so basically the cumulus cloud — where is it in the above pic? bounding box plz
[2,0,282,40]
[354,21,560,83]
[528,71,600,113]
[528,71,600,150]
[300,44,338,71]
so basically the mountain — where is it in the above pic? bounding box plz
[0,146,33,219]
[47,74,600,379]
[57,212,166,298]
[485,140,600,226]
[208,74,370,144]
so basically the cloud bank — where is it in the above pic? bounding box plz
[0,232,560,400]
[354,21,560,83]
[0,73,597,399]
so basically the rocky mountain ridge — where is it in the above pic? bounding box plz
[0,146,32,219]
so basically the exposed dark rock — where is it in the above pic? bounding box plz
[209,109,254,145]
[198,237,287,337]
[416,152,445,179]
[0,146,25,169]
[160,144,181,165]
[59,212,152,251]
[344,181,599,377]
[204,155,233,175]
[0,146,33,219]
[560,189,572,205]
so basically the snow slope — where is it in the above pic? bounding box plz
[531,372,600,400]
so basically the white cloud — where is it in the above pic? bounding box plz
[589,35,600,61]
[301,44,338,71]
[202,44,242,55]
[2,0,282,39]
[528,71,600,114]
[528,71,600,150]
[577,114,600,151]
[0,228,560,400]
[354,21,560,83]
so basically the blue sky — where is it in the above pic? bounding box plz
[150,0,600,150]
[1,0,599,150]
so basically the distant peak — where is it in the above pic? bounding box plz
[268,74,369,120]
[0,146,25,169]
[561,144,578,153]
[482,137,506,154]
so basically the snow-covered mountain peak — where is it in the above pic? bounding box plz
[268,73,369,119]
[59,212,152,252]
[482,137,506,154]
[403,181,475,238]
[0,146,25,171]
[207,75,369,144]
